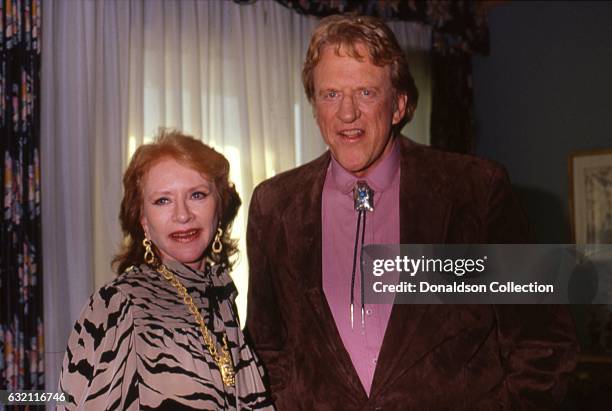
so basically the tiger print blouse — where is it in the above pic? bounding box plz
[58,261,274,410]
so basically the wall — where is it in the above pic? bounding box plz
[472,1,612,243]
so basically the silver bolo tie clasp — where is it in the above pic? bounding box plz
[353,181,374,212]
[351,181,374,329]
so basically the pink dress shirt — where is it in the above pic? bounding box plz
[322,140,401,395]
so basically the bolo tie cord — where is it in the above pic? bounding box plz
[350,209,367,329]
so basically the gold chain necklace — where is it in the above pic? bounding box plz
[155,263,236,387]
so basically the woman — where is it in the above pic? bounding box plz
[59,130,273,410]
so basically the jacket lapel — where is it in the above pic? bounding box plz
[371,138,454,396]
[279,152,328,293]
[280,152,368,399]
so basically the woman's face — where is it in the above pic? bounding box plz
[140,157,218,269]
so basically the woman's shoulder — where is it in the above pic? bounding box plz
[101,264,158,299]
[72,265,153,325]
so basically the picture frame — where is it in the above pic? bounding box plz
[569,148,612,245]
[568,149,612,399]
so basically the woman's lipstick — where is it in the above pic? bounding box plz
[169,228,201,243]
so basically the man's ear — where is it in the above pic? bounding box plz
[392,93,408,125]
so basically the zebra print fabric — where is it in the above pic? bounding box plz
[58,261,274,410]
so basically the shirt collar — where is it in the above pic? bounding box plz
[328,138,401,195]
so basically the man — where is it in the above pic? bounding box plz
[246,15,577,410]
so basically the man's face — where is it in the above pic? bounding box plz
[312,43,407,177]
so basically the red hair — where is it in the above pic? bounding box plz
[113,129,241,274]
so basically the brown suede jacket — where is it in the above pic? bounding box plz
[245,137,579,411]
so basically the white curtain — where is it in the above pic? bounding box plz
[42,0,431,393]
[42,0,130,395]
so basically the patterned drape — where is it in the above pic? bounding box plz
[267,0,490,153]
[0,0,44,397]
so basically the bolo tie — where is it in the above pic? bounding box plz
[350,181,374,329]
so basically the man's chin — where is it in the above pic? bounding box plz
[337,160,370,177]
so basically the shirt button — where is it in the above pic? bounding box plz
[372,358,377,365]
[365,308,373,316]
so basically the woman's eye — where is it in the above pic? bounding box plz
[325,90,338,99]
[154,197,170,205]
[192,191,208,200]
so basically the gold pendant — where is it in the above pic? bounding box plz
[219,356,236,387]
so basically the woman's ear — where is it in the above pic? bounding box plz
[140,215,149,238]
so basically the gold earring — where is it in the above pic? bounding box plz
[212,227,223,254]
[143,237,155,264]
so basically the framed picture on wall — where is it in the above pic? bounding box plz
[569,148,612,245]
[568,149,612,405]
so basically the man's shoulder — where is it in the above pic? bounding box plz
[400,137,507,186]
[252,151,329,200]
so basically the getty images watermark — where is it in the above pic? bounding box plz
[362,244,612,304]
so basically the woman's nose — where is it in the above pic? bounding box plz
[173,200,193,223]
